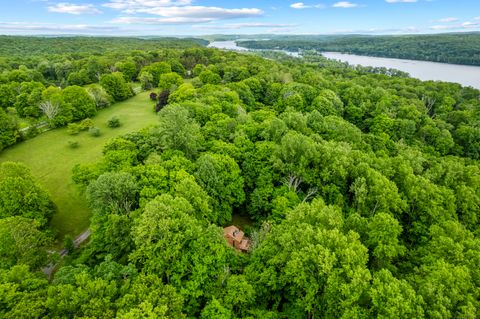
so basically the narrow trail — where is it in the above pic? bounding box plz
[42,229,91,278]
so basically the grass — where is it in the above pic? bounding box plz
[0,91,158,241]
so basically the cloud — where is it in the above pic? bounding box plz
[437,17,458,23]
[332,1,358,8]
[104,1,262,24]
[290,2,324,9]
[193,22,298,30]
[385,0,417,3]
[103,0,192,11]
[111,7,262,24]
[0,22,117,33]
[48,3,102,14]
[429,21,479,30]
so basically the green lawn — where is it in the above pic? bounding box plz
[0,92,158,241]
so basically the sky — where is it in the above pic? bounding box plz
[0,0,479,36]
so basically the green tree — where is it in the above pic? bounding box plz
[195,153,245,224]
[151,105,203,158]
[0,162,54,226]
[86,172,138,215]
[100,72,133,101]
[62,85,96,121]
[0,217,51,269]
[158,72,183,92]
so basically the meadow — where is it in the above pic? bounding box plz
[0,91,157,240]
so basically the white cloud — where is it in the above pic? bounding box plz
[48,3,102,14]
[193,22,298,30]
[385,0,417,3]
[135,6,263,19]
[474,16,480,20]
[104,0,262,24]
[437,17,458,23]
[290,2,324,9]
[462,21,478,28]
[429,21,479,30]
[0,22,116,33]
[103,0,192,11]
[112,16,213,24]
[332,1,358,8]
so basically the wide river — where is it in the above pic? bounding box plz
[208,41,480,89]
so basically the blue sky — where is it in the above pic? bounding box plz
[0,0,479,35]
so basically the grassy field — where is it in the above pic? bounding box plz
[0,92,158,241]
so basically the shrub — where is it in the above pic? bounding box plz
[150,92,158,101]
[107,116,121,128]
[79,118,94,131]
[68,140,79,149]
[89,127,101,137]
[67,123,81,135]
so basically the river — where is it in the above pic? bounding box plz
[208,41,480,89]
[322,52,480,89]
[208,41,300,58]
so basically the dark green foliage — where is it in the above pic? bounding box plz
[89,127,101,137]
[86,172,138,215]
[107,116,121,128]
[0,108,18,151]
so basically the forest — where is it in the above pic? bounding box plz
[0,36,480,318]
[238,32,480,66]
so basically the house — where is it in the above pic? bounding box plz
[223,225,250,252]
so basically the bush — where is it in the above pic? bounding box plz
[107,116,121,128]
[150,92,158,101]
[20,126,39,140]
[68,140,79,149]
[89,127,101,137]
[67,123,81,135]
[79,118,94,131]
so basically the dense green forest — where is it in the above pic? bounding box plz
[0,36,208,56]
[238,33,480,66]
[1,37,480,318]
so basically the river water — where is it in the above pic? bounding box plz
[208,41,480,89]
[208,40,300,58]
[322,52,480,89]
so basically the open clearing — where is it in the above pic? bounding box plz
[0,91,157,240]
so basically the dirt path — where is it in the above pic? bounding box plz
[42,229,91,278]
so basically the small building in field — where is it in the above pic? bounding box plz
[223,225,250,252]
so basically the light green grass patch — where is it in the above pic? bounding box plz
[0,92,157,241]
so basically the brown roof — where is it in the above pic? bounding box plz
[223,225,250,252]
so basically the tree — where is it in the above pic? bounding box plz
[38,100,60,122]
[100,72,133,101]
[369,269,424,318]
[0,108,18,151]
[158,72,183,92]
[130,194,234,315]
[151,105,203,158]
[138,71,154,90]
[0,217,51,269]
[86,172,138,215]
[195,153,245,224]
[246,199,371,318]
[141,62,171,87]
[62,85,96,121]
[0,162,54,226]
[87,86,112,109]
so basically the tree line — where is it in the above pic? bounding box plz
[238,33,480,66]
